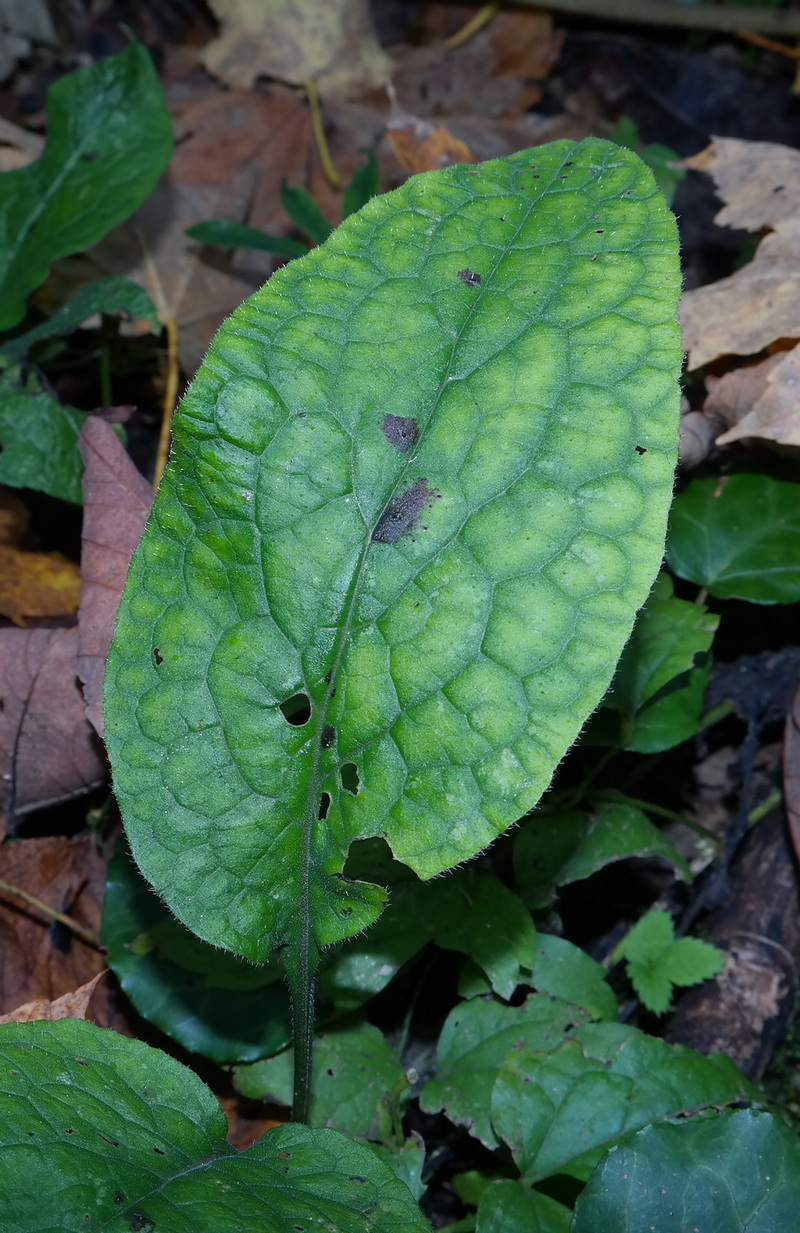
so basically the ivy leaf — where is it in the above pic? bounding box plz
[104,139,682,962]
[614,909,725,1015]
[572,1110,800,1233]
[667,474,800,604]
[0,1018,428,1232]
[0,43,173,331]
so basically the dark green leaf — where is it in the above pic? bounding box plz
[420,993,592,1148]
[532,934,617,1021]
[0,43,173,331]
[281,179,334,244]
[599,571,718,752]
[0,1019,428,1232]
[512,810,590,909]
[667,474,800,603]
[342,151,381,220]
[186,220,310,260]
[105,140,682,962]
[0,363,85,501]
[490,1022,758,1184]
[0,277,159,361]
[101,846,292,1064]
[572,1110,798,1233]
[235,1020,405,1142]
[477,1180,570,1232]
[557,800,690,884]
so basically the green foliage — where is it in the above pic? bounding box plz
[342,150,381,219]
[186,219,310,259]
[0,360,87,502]
[0,1019,428,1232]
[613,908,726,1015]
[0,277,159,362]
[572,1110,800,1232]
[667,473,800,603]
[105,138,683,967]
[608,116,685,205]
[0,43,172,331]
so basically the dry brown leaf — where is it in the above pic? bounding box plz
[0,546,80,625]
[387,120,477,173]
[201,0,389,99]
[684,137,800,233]
[0,626,106,820]
[0,835,106,1016]
[681,219,800,370]
[0,115,43,171]
[716,344,800,447]
[392,9,563,121]
[77,419,154,738]
[0,970,105,1025]
[703,353,784,432]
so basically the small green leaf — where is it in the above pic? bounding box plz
[281,179,334,243]
[557,801,691,885]
[667,474,800,603]
[0,1019,428,1232]
[1,277,160,361]
[235,1020,405,1142]
[477,1180,571,1232]
[186,220,310,260]
[512,809,590,908]
[598,571,718,752]
[572,1110,799,1233]
[101,846,292,1064]
[0,43,173,331]
[614,909,725,1014]
[533,934,617,1022]
[369,1142,427,1202]
[608,117,685,206]
[420,993,592,1149]
[105,139,682,963]
[0,363,85,501]
[343,150,381,219]
[490,1023,758,1185]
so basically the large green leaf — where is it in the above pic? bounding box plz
[105,138,682,962]
[572,1110,800,1233]
[0,1019,428,1232]
[0,43,172,331]
[490,1022,757,1183]
[667,473,800,603]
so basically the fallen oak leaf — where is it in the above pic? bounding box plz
[716,343,800,447]
[77,418,154,738]
[683,137,800,232]
[0,970,105,1025]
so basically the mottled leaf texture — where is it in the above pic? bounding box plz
[0,1019,428,1233]
[105,139,682,961]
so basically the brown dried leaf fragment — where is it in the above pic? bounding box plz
[716,344,800,447]
[0,970,106,1025]
[684,137,800,233]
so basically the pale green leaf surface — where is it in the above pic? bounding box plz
[0,277,160,361]
[490,1022,758,1184]
[662,935,726,986]
[476,1180,570,1233]
[0,363,85,501]
[0,44,173,331]
[615,906,675,965]
[667,474,800,604]
[626,962,673,1014]
[235,1020,405,1142]
[0,1019,427,1232]
[420,992,591,1148]
[101,846,292,1064]
[105,139,682,961]
[572,1110,800,1233]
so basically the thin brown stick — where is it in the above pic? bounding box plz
[509,0,800,37]
[153,315,179,489]
[303,78,341,189]
[0,880,100,949]
[735,28,800,59]
[445,2,499,48]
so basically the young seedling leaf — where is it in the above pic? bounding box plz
[572,1110,799,1233]
[0,277,159,361]
[343,150,381,219]
[614,909,725,1014]
[0,43,173,331]
[186,219,310,260]
[667,474,800,604]
[0,1018,428,1232]
[105,139,682,963]
[281,178,334,243]
[555,801,691,886]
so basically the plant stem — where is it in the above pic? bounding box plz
[303,78,340,189]
[285,941,316,1124]
[0,880,100,948]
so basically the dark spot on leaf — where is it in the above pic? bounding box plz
[321,725,336,749]
[127,1213,156,1233]
[82,151,98,162]
[594,229,605,234]
[280,693,311,725]
[318,792,331,820]
[153,1146,165,1155]
[381,413,419,453]
[152,648,163,666]
[65,1128,75,1134]
[83,1217,91,1225]
[26,1131,34,1136]
[340,907,353,918]
[340,762,360,795]
[114,1194,125,1205]
[324,670,332,684]
[278,1152,291,1160]
[457,268,481,287]
[74,1057,87,1065]
[372,478,438,544]
[635,444,647,455]
[326,1067,335,1076]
